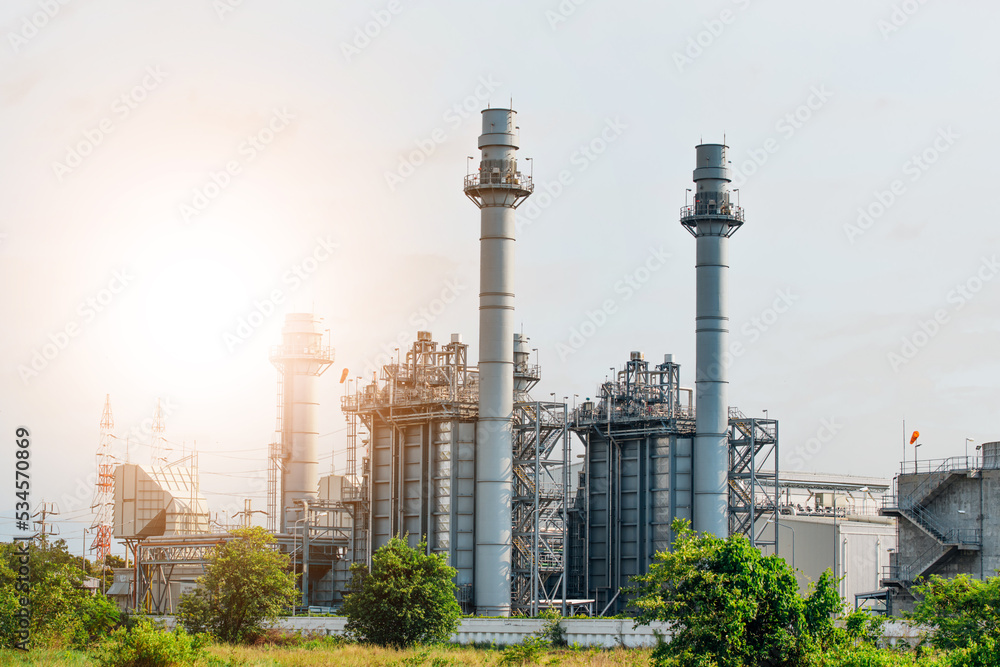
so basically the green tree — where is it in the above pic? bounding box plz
[631,519,844,667]
[0,538,120,649]
[343,536,462,648]
[910,574,1000,651]
[176,526,298,643]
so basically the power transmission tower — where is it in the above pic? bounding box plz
[91,394,115,563]
[33,501,60,540]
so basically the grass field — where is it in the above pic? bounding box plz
[0,642,653,666]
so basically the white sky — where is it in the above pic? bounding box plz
[2,0,999,554]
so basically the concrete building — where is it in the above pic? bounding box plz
[881,443,1000,615]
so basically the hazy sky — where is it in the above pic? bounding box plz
[2,0,998,553]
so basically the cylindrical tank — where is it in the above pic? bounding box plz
[271,313,333,532]
[982,441,1000,469]
[464,108,533,616]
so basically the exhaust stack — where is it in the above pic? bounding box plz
[270,313,334,532]
[464,108,533,616]
[680,143,744,537]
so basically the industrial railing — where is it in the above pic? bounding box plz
[679,202,745,221]
[900,454,995,475]
[464,172,533,191]
[269,344,334,361]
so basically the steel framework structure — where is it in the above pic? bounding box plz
[511,399,570,615]
[91,395,115,563]
[727,410,779,550]
[571,352,697,614]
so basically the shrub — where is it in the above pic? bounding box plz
[343,536,461,648]
[632,519,845,667]
[176,526,298,643]
[91,618,207,667]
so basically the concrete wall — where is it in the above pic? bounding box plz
[758,514,896,607]
[153,616,925,648]
[892,468,1000,614]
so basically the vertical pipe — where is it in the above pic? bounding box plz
[465,108,532,616]
[681,143,743,538]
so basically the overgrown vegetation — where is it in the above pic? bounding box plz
[342,536,462,648]
[90,618,208,667]
[176,526,299,643]
[632,518,879,667]
[1,538,120,649]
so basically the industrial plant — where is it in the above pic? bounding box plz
[92,107,982,619]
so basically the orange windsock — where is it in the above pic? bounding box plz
[910,431,920,444]
[339,368,349,383]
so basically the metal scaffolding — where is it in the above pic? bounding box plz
[511,399,569,615]
[727,410,779,550]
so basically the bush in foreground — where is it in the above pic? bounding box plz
[176,526,298,643]
[632,519,849,667]
[91,618,206,667]
[343,536,461,648]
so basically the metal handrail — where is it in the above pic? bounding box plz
[680,203,745,221]
[464,172,533,191]
[901,455,983,475]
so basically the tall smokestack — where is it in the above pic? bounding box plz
[680,143,744,537]
[464,108,533,616]
[270,313,334,533]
